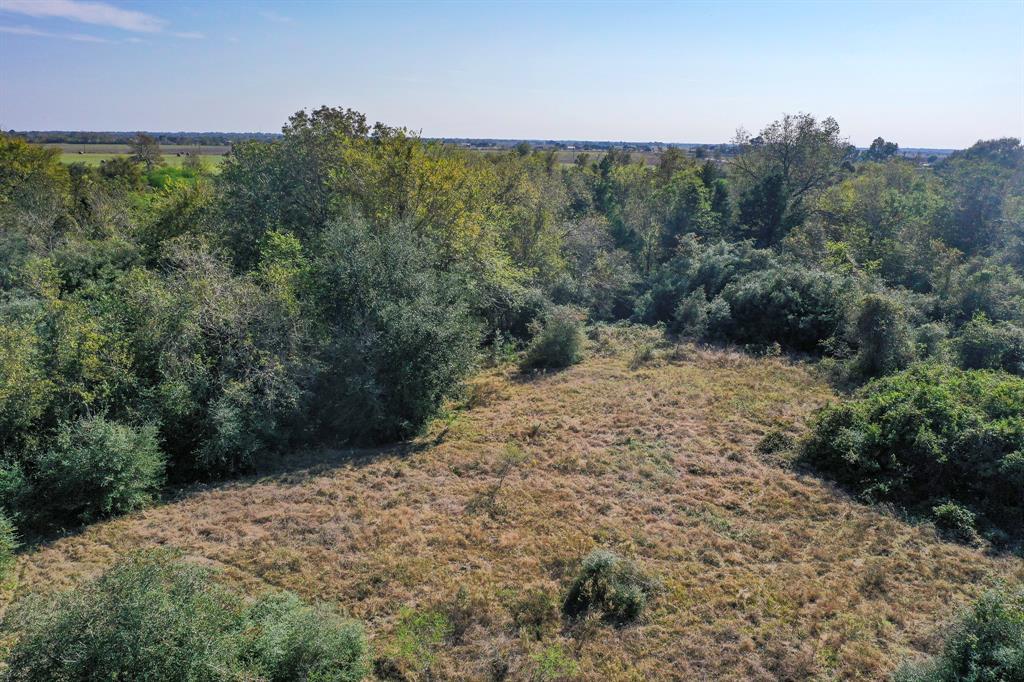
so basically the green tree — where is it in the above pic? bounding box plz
[861,136,899,162]
[129,133,163,172]
[731,113,850,246]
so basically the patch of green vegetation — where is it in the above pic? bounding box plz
[521,306,584,370]
[2,552,368,682]
[801,364,1024,545]
[895,587,1024,682]
[562,549,658,625]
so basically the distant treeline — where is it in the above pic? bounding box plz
[8,130,953,161]
[433,138,738,153]
[8,130,283,146]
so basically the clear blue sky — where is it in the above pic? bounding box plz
[1,0,1021,148]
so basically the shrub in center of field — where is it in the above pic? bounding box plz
[562,549,657,625]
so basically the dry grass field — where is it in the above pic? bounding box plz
[5,329,1021,680]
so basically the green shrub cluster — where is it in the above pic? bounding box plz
[0,511,16,582]
[801,364,1024,542]
[955,313,1024,376]
[895,587,1024,682]
[2,552,368,682]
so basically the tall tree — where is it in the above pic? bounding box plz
[862,137,899,162]
[129,133,163,172]
[731,113,850,246]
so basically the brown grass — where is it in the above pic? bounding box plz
[6,335,1022,680]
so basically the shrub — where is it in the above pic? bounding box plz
[931,502,978,542]
[28,416,165,527]
[3,552,244,681]
[704,295,733,340]
[915,322,951,362]
[955,313,1024,375]
[240,592,368,682]
[2,552,368,682]
[757,429,794,456]
[720,265,847,352]
[521,306,584,370]
[894,587,1024,682]
[801,364,1024,541]
[638,237,771,325]
[562,549,657,625]
[847,293,916,380]
[672,290,708,337]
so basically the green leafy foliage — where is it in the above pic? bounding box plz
[801,364,1024,542]
[521,306,584,370]
[309,220,481,443]
[2,552,368,682]
[26,416,164,527]
[955,313,1024,376]
[719,265,847,352]
[895,587,1024,682]
[847,293,916,380]
[0,511,17,582]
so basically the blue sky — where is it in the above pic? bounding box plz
[0,0,1021,147]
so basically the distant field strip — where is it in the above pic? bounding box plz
[51,143,228,167]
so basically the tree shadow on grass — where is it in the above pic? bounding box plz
[13,438,423,556]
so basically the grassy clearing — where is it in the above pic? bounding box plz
[5,335,1022,680]
[59,153,225,168]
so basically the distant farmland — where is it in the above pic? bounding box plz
[48,143,228,167]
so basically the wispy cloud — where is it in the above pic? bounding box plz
[0,23,108,42]
[259,9,292,24]
[0,0,165,33]
[171,31,204,39]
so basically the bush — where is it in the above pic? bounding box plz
[28,416,165,527]
[521,306,584,370]
[801,364,1024,541]
[720,265,847,352]
[638,237,771,325]
[757,429,794,456]
[894,587,1024,682]
[240,592,368,682]
[562,549,657,625]
[931,502,978,542]
[2,552,368,682]
[847,293,916,380]
[672,290,708,337]
[955,313,1024,375]
[3,552,242,681]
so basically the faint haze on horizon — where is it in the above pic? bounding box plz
[0,0,1021,149]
